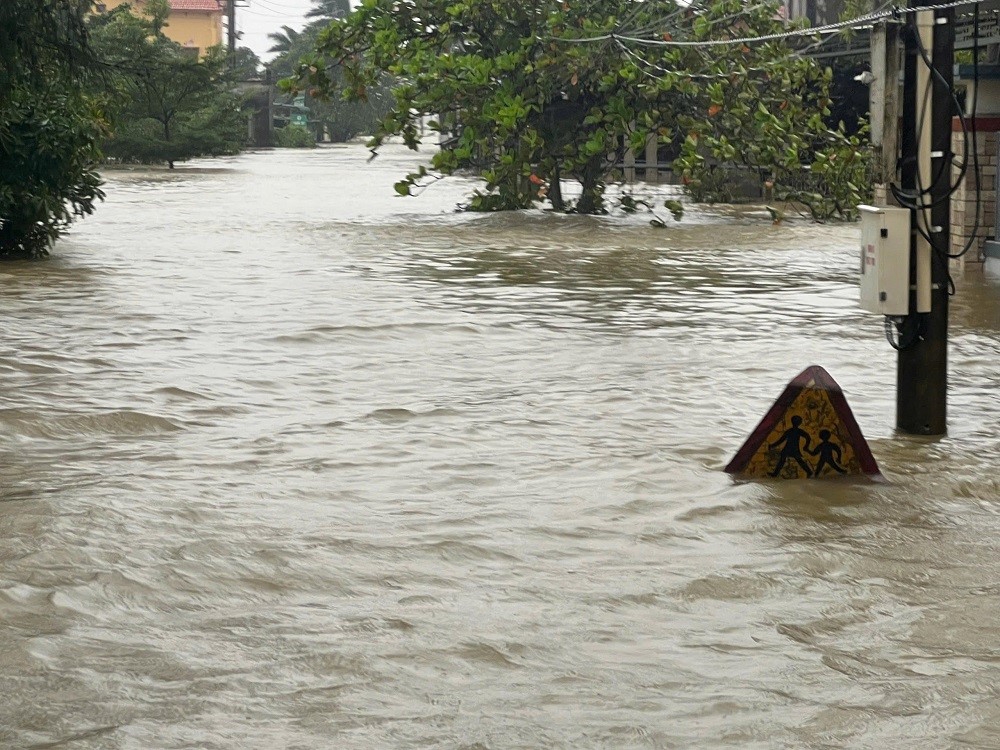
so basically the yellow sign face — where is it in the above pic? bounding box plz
[742,385,860,479]
[725,366,880,480]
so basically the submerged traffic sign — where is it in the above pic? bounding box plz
[725,366,881,480]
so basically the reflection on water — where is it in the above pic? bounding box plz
[2,144,1000,748]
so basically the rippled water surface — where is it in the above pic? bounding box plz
[4,144,1000,749]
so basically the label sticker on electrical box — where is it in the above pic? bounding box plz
[724,366,881,480]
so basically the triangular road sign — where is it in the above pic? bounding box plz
[725,365,881,480]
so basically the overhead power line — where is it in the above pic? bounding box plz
[556,0,989,48]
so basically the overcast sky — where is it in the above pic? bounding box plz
[237,0,317,60]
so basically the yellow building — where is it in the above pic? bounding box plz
[94,0,224,58]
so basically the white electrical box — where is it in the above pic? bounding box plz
[858,204,911,316]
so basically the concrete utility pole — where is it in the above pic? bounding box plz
[227,0,237,54]
[870,21,901,192]
[896,0,954,435]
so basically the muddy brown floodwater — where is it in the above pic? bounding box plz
[3,143,1000,749]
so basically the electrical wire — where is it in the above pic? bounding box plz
[879,2,979,340]
[556,0,989,49]
[615,14,886,47]
[252,0,314,9]
[885,314,924,349]
[625,1,776,43]
[559,7,889,45]
[886,5,982,322]
[241,7,306,18]
[890,12,972,210]
[892,5,981,269]
[614,36,817,82]
[949,3,982,259]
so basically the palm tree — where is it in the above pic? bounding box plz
[306,0,351,20]
[266,25,300,54]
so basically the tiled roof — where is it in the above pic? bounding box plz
[169,0,223,11]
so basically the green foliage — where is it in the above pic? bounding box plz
[0,0,104,258]
[778,124,871,221]
[682,167,743,204]
[269,18,393,143]
[274,124,317,148]
[230,47,262,80]
[840,0,877,22]
[88,6,246,168]
[293,0,869,219]
[0,0,91,99]
[663,200,684,221]
[268,25,302,54]
[306,0,351,20]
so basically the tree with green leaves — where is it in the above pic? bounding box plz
[230,46,263,80]
[295,0,869,218]
[89,1,245,168]
[268,18,393,143]
[306,0,352,20]
[0,0,105,258]
[268,25,303,54]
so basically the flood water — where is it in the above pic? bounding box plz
[3,144,1000,748]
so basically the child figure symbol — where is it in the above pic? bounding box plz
[809,429,847,477]
[769,416,813,478]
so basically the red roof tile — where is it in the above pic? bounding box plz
[169,0,223,11]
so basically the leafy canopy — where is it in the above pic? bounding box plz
[268,9,394,143]
[0,0,104,258]
[295,0,869,217]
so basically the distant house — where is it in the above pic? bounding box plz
[93,0,224,58]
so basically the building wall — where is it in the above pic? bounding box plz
[163,10,222,52]
[951,121,997,267]
[94,0,222,57]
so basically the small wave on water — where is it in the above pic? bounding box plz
[363,406,462,424]
[0,408,181,439]
[153,386,211,401]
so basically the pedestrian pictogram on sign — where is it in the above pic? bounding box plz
[725,365,881,480]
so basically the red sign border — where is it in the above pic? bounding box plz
[724,365,881,477]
